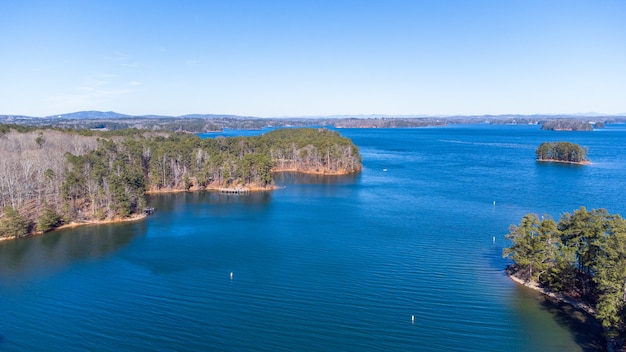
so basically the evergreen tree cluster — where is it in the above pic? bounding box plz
[536,141,588,163]
[504,207,626,339]
[0,206,29,239]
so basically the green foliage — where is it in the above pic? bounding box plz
[35,133,45,148]
[37,204,62,233]
[541,120,594,131]
[260,128,362,173]
[536,141,588,163]
[504,207,626,339]
[0,124,36,134]
[594,215,626,337]
[504,214,541,279]
[61,137,148,220]
[559,207,608,275]
[503,215,563,284]
[0,207,29,239]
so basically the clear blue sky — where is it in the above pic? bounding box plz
[1,0,625,117]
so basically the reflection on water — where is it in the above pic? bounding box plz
[273,172,362,200]
[0,221,146,283]
[148,191,272,218]
[273,171,361,186]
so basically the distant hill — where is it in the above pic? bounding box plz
[46,111,133,119]
[44,111,260,120]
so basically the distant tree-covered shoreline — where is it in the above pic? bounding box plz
[3,111,623,132]
[541,120,594,131]
[0,126,361,239]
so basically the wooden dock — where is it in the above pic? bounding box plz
[218,188,249,194]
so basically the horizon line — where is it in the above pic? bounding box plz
[3,110,626,119]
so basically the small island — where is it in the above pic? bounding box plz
[0,126,362,240]
[504,207,626,351]
[535,141,589,164]
[541,119,594,131]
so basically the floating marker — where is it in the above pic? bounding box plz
[493,236,496,243]
[493,201,496,205]
[411,315,415,323]
[230,272,233,280]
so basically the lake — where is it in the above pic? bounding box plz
[2,124,625,351]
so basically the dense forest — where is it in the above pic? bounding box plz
[504,207,626,347]
[0,126,361,239]
[536,141,589,164]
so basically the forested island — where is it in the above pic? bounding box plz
[0,126,361,240]
[504,207,626,350]
[536,141,589,164]
[541,120,597,131]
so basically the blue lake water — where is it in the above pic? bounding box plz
[2,124,626,351]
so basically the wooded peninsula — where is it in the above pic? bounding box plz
[504,207,626,350]
[0,125,362,240]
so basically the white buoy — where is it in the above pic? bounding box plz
[493,236,496,244]
[411,315,415,323]
[230,272,233,280]
[493,201,496,205]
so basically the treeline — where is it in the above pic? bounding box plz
[0,126,361,239]
[536,141,588,163]
[504,207,626,343]
[6,111,624,133]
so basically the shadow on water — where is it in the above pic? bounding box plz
[148,190,272,211]
[0,221,146,283]
[490,244,606,351]
[518,285,607,352]
[272,172,362,200]
[536,294,606,352]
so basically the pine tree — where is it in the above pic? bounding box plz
[37,204,62,233]
[594,215,626,338]
[0,206,29,239]
[503,214,543,281]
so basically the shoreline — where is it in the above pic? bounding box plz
[271,168,359,176]
[2,169,360,242]
[0,213,148,242]
[54,213,148,231]
[506,270,596,316]
[146,184,278,195]
[146,168,360,195]
[536,158,591,165]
